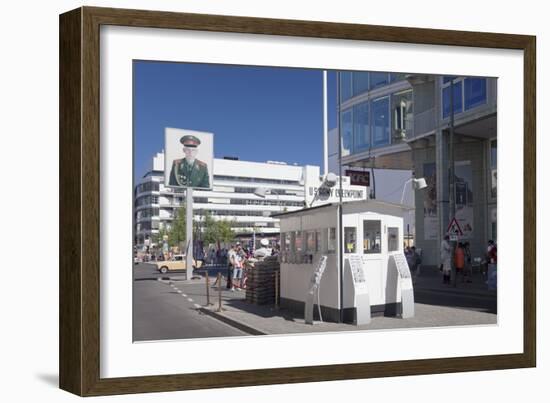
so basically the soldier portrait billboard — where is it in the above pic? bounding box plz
[164,128,214,190]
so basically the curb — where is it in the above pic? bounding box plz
[414,287,497,299]
[198,308,267,336]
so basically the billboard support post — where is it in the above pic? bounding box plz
[186,187,194,280]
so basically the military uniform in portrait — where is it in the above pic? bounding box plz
[168,158,210,188]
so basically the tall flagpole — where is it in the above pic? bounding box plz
[323,70,329,176]
[336,72,344,323]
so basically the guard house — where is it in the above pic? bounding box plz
[274,199,414,324]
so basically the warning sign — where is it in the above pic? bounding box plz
[447,217,463,237]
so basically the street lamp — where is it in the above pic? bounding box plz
[253,187,282,251]
[253,187,282,211]
[400,177,427,205]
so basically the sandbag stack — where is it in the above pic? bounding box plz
[245,256,280,305]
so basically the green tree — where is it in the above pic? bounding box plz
[152,225,169,245]
[201,211,219,245]
[217,219,236,243]
[169,206,187,248]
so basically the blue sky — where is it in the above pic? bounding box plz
[133,61,337,181]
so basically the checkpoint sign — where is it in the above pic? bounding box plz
[447,217,463,240]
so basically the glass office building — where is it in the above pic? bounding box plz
[337,71,497,265]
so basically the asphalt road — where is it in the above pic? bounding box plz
[133,263,247,341]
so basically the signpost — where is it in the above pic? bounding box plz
[344,255,371,325]
[305,256,328,324]
[390,253,415,318]
[447,217,463,241]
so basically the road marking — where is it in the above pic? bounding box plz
[176,290,182,294]
[181,294,187,297]
[187,298,193,302]
[193,303,201,309]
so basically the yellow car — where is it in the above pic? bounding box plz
[154,254,203,274]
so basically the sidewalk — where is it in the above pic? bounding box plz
[165,269,497,337]
[412,265,497,298]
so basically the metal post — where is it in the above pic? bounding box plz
[274,270,279,310]
[337,72,344,323]
[449,79,457,287]
[186,187,194,280]
[217,272,223,312]
[323,70,329,176]
[205,269,211,306]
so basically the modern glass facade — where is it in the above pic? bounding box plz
[340,71,406,103]
[339,71,412,155]
[442,76,488,118]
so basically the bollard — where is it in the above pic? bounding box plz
[217,272,223,312]
[205,271,211,306]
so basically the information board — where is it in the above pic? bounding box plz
[308,255,328,295]
[347,255,366,283]
[392,253,411,279]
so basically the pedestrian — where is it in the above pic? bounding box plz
[440,235,452,284]
[231,244,244,291]
[226,244,236,289]
[412,246,422,279]
[487,240,497,289]
[254,238,272,260]
[454,242,466,282]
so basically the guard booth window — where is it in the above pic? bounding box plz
[327,227,336,253]
[363,220,381,254]
[306,231,316,252]
[344,227,357,253]
[388,227,399,252]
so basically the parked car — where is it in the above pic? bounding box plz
[153,254,203,274]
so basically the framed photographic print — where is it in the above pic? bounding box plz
[59,6,536,396]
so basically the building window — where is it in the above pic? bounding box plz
[281,232,290,263]
[371,97,390,147]
[340,72,353,102]
[315,230,322,252]
[442,79,463,118]
[344,227,357,253]
[388,227,399,252]
[390,72,407,82]
[442,76,487,118]
[464,78,487,110]
[352,72,370,96]
[295,231,303,253]
[353,101,369,152]
[392,90,413,141]
[363,220,381,254]
[369,72,389,89]
[327,227,336,253]
[306,231,316,252]
[341,109,353,156]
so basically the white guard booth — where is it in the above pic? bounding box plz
[275,200,414,324]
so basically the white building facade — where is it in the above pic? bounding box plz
[134,152,310,247]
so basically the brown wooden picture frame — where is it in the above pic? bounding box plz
[59,6,536,396]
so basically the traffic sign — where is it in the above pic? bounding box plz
[447,217,463,236]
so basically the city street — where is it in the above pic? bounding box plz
[133,262,497,340]
[133,263,247,341]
